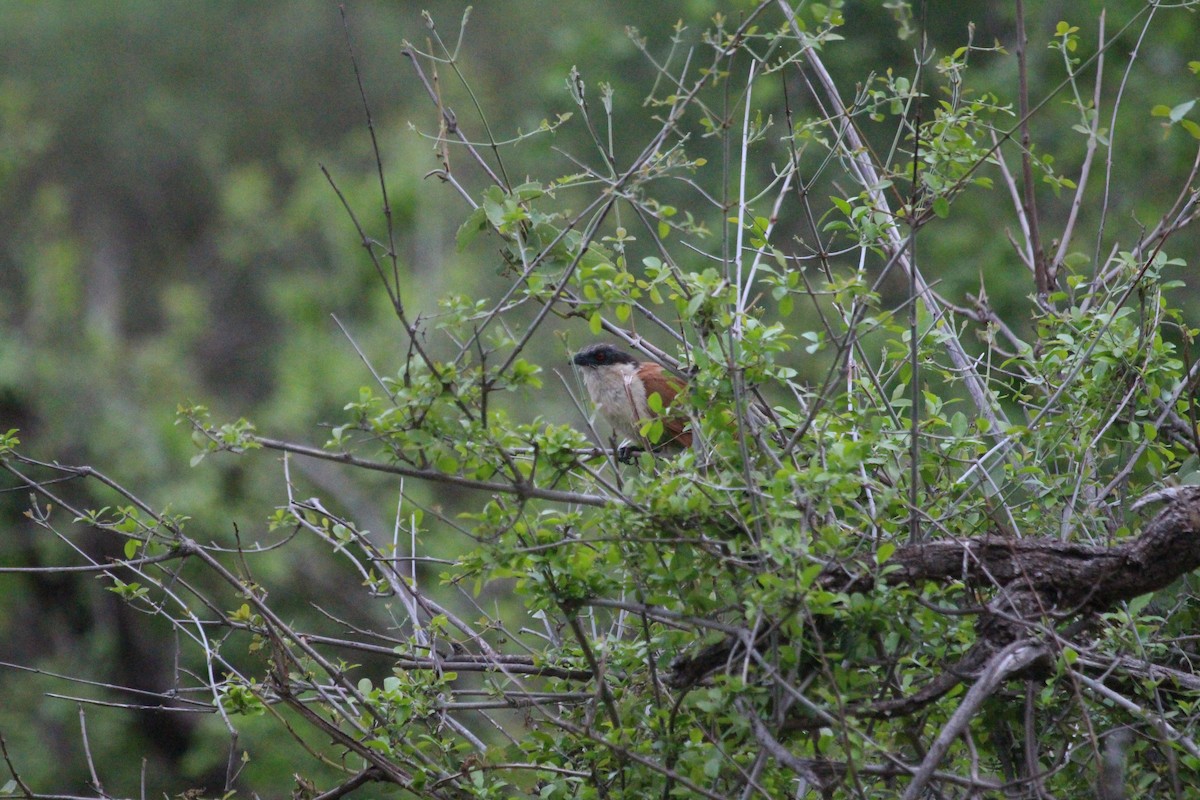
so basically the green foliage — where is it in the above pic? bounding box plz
[218,680,268,718]
[6,1,1200,799]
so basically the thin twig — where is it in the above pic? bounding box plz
[250,434,611,507]
[0,732,34,799]
[77,705,105,798]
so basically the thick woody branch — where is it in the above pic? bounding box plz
[673,486,1200,707]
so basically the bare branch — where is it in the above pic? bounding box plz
[901,640,1047,800]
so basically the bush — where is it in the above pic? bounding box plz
[6,2,1200,797]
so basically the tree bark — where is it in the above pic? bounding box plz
[671,486,1200,716]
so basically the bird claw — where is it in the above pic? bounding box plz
[616,443,644,464]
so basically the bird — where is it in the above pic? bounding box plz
[571,342,691,460]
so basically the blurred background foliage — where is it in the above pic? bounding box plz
[1,0,1199,795]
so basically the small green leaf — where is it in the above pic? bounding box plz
[640,419,664,443]
[1063,251,1090,271]
[1127,593,1152,616]
[511,181,544,201]
[1169,99,1196,123]
[455,206,488,251]
[932,197,950,218]
[950,411,968,438]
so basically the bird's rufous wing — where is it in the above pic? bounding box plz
[636,363,692,447]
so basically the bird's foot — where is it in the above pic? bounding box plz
[616,442,645,464]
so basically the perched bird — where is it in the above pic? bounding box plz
[571,342,691,457]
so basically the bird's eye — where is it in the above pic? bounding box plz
[594,352,606,362]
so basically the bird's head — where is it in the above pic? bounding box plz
[571,343,639,369]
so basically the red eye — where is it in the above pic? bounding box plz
[595,352,606,362]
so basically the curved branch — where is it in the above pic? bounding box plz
[901,640,1048,800]
[673,486,1200,713]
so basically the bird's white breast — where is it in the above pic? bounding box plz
[581,363,649,440]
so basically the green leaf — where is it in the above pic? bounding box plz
[455,206,488,251]
[511,181,544,201]
[1127,593,1152,616]
[950,411,968,438]
[589,311,603,335]
[640,418,664,444]
[932,197,950,218]
[1169,99,1196,123]
[124,538,142,560]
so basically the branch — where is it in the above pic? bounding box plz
[1014,0,1051,297]
[777,1,1016,451]
[900,640,1048,800]
[736,698,825,790]
[250,435,611,507]
[311,767,386,800]
[0,732,34,800]
[672,486,1200,714]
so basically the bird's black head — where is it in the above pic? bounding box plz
[572,343,638,368]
